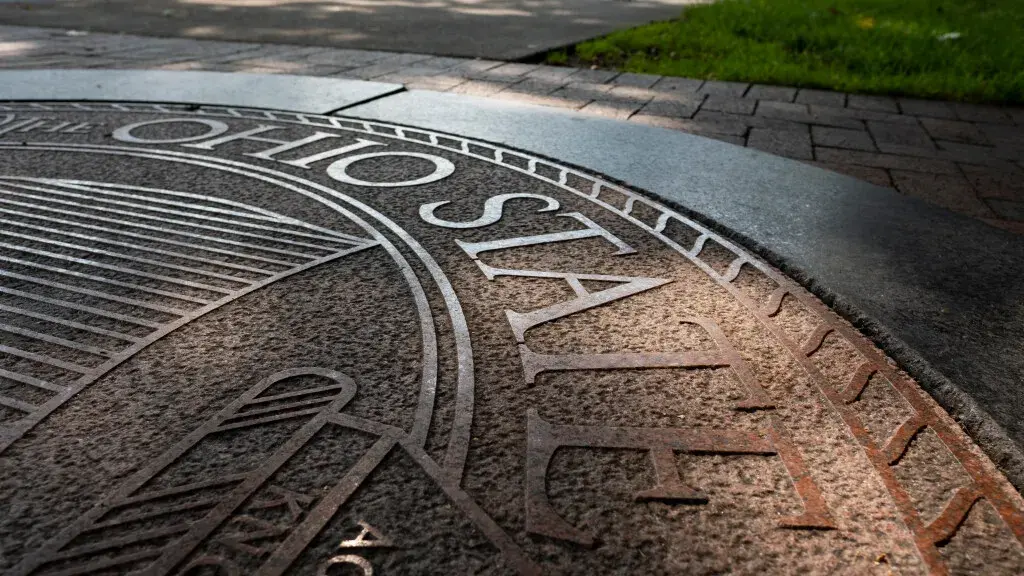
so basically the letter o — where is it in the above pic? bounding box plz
[112,119,230,144]
[318,555,373,576]
[326,152,454,187]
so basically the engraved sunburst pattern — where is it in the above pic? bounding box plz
[0,176,376,450]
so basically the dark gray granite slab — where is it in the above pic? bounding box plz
[346,90,1024,478]
[0,70,402,113]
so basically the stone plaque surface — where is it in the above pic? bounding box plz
[0,103,1022,575]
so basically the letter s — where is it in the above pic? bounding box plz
[419,193,560,229]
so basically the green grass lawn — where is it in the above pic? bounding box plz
[545,0,1024,103]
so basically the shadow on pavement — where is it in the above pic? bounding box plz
[0,0,707,59]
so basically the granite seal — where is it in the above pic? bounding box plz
[0,103,1022,574]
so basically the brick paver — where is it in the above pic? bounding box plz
[805,162,892,188]
[744,84,796,103]
[651,76,704,94]
[890,171,996,218]
[639,95,703,119]
[611,72,661,89]
[868,121,935,149]
[702,96,756,115]
[2,24,1022,234]
[920,118,989,145]
[811,126,876,152]
[846,94,899,113]
[795,88,846,108]
[697,80,749,97]
[578,100,640,119]
[748,128,813,160]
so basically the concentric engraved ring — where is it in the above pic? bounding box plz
[0,102,1022,576]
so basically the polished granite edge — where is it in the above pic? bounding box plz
[0,69,403,114]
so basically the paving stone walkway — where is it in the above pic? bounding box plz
[2,25,1022,233]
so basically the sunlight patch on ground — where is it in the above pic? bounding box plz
[0,41,38,57]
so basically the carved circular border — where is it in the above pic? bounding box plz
[1,102,1022,574]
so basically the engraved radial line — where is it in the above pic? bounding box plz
[90,497,222,530]
[0,217,277,275]
[653,212,672,233]
[763,287,788,316]
[0,182,353,244]
[61,180,294,219]
[118,474,249,506]
[0,322,114,357]
[22,178,292,223]
[883,418,926,465]
[0,229,256,285]
[800,325,834,357]
[0,344,93,373]
[0,303,141,343]
[0,269,190,315]
[0,189,345,252]
[51,179,372,244]
[0,241,235,295]
[0,208,300,267]
[246,383,345,404]
[41,550,161,576]
[0,394,35,412]
[839,363,876,403]
[0,201,321,260]
[689,234,710,256]
[223,396,334,420]
[0,244,377,454]
[0,367,66,392]
[43,122,73,133]
[0,286,162,328]
[1,179,304,233]
[51,524,191,560]
[215,407,326,432]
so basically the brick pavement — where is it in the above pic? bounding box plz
[2,25,1022,234]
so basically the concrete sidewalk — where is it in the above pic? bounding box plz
[1,24,1022,234]
[0,0,705,60]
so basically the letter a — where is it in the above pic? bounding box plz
[474,260,670,343]
[338,520,394,549]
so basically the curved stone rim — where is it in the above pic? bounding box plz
[0,69,402,114]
